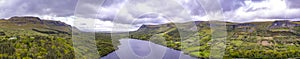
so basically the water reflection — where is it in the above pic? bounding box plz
[101,39,197,59]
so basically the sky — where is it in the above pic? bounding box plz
[0,0,300,32]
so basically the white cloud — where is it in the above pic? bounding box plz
[0,0,16,6]
[0,0,77,18]
[37,15,140,32]
[18,15,139,33]
[0,0,4,4]
[113,0,193,24]
[225,0,300,22]
[40,15,75,26]
[192,15,209,21]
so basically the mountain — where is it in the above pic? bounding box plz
[0,16,75,59]
[0,16,72,36]
[129,20,300,58]
[270,20,300,28]
[0,16,115,59]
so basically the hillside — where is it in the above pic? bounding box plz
[0,16,76,59]
[0,16,72,36]
[0,16,115,59]
[1,16,300,58]
[129,20,300,58]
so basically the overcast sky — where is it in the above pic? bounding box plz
[0,0,300,32]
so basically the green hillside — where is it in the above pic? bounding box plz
[0,16,76,59]
[129,21,300,58]
[0,16,115,59]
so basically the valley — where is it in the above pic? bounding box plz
[0,16,300,58]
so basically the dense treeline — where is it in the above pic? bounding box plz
[95,33,115,57]
[0,35,74,59]
[0,33,116,59]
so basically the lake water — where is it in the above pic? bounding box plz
[101,39,198,59]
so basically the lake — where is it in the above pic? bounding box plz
[101,39,198,59]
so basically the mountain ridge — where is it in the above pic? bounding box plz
[2,16,300,33]
[0,16,72,36]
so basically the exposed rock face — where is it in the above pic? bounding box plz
[261,41,273,46]
[139,25,160,29]
[0,16,73,35]
[270,20,300,28]
[43,20,69,26]
[227,23,255,31]
[8,16,43,24]
[6,16,69,26]
[138,23,174,30]
[9,16,42,21]
[231,23,255,28]
[0,32,5,36]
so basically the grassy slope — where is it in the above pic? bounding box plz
[129,21,300,58]
[0,17,75,59]
[0,17,115,59]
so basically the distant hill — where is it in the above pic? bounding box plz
[0,16,72,36]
